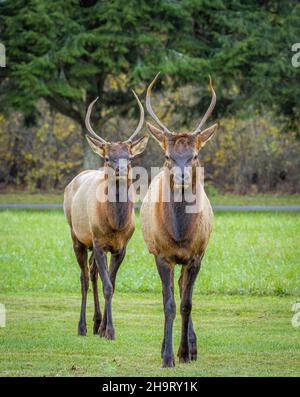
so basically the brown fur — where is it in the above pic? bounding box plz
[64,169,135,251]
[141,133,213,263]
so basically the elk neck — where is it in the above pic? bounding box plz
[161,170,198,244]
[106,177,134,231]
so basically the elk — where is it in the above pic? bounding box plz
[140,73,218,367]
[64,91,148,340]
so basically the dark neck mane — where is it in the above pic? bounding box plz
[161,172,200,243]
[106,180,134,230]
[163,192,195,243]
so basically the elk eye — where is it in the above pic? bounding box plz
[193,154,198,160]
[165,154,170,160]
[105,156,109,162]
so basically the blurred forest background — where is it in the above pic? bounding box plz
[0,0,299,194]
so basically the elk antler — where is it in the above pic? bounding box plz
[146,72,173,135]
[193,75,216,135]
[125,89,145,143]
[85,97,108,144]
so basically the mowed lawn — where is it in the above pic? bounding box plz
[0,210,299,295]
[0,293,299,377]
[0,210,299,376]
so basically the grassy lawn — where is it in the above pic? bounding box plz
[0,193,64,204]
[0,292,299,376]
[210,193,300,206]
[0,210,299,376]
[0,192,300,206]
[0,211,298,296]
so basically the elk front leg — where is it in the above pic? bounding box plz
[177,260,201,363]
[89,252,102,335]
[72,231,89,336]
[178,269,198,361]
[93,241,114,340]
[156,256,176,368]
[99,247,126,337]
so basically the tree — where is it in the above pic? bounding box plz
[0,0,299,169]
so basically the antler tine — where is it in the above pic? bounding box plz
[146,72,173,135]
[193,75,216,135]
[85,97,108,144]
[125,89,145,143]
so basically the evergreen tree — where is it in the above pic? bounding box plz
[0,0,299,167]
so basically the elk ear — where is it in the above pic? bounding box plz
[85,135,106,157]
[146,122,166,150]
[130,135,149,157]
[197,123,218,148]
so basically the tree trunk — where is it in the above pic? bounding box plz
[83,134,102,170]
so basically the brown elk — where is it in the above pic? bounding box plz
[64,91,148,339]
[140,73,218,367]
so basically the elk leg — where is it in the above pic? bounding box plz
[99,247,126,337]
[156,256,176,368]
[177,261,201,363]
[89,252,102,335]
[161,279,175,359]
[72,231,89,336]
[93,241,114,340]
[178,269,197,360]
[187,317,197,361]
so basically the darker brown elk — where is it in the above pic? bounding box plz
[64,91,148,339]
[140,73,218,367]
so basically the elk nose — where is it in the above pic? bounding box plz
[183,172,191,184]
[173,169,191,186]
[173,171,191,185]
[116,159,128,175]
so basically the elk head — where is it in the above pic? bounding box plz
[85,90,149,181]
[146,73,218,189]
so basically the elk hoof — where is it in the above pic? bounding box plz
[93,320,101,335]
[162,356,175,368]
[179,354,190,364]
[78,323,87,336]
[98,320,107,337]
[104,327,115,340]
[177,347,190,363]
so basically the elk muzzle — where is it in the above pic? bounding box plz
[114,159,129,180]
[171,166,192,189]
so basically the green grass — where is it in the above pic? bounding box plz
[0,211,299,296]
[0,193,64,204]
[0,210,299,376]
[210,193,300,206]
[0,192,300,205]
[0,292,299,376]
